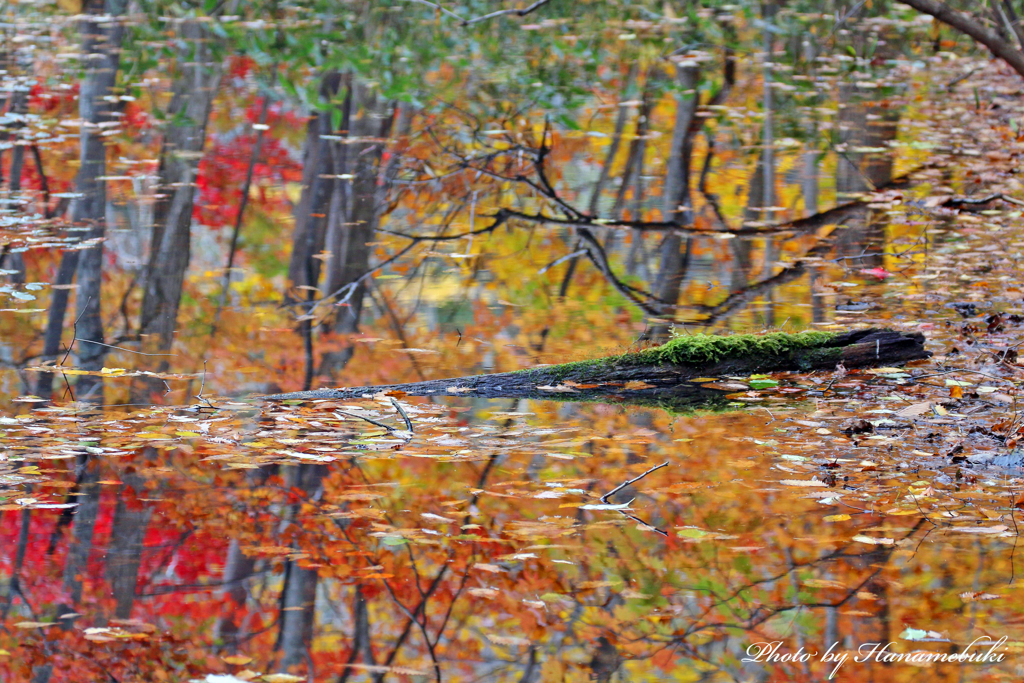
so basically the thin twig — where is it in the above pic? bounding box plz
[406,0,554,27]
[57,297,91,402]
[194,360,214,410]
[601,461,669,503]
[76,339,176,356]
[390,397,413,432]
[334,410,396,433]
[537,249,586,275]
[599,461,670,535]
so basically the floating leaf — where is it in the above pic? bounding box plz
[823,514,851,522]
[678,528,709,539]
[580,501,632,510]
[960,592,1001,602]
[852,535,894,545]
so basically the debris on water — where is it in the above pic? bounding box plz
[951,302,979,318]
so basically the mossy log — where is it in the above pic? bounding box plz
[262,328,928,405]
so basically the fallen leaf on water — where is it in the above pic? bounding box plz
[960,592,1001,602]
[896,402,932,417]
[677,528,708,539]
[900,627,948,642]
[852,535,895,545]
[860,267,890,279]
[580,501,633,510]
[780,480,827,487]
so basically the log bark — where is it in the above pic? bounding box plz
[262,328,928,405]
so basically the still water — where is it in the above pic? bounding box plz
[1,12,1023,681]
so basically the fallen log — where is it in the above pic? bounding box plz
[262,328,929,406]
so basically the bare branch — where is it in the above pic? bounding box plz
[899,0,1024,78]
[406,0,554,26]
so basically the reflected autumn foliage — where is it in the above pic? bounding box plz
[2,2,1024,682]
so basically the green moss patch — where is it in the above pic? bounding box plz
[517,330,840,380]
[635,330,839,366]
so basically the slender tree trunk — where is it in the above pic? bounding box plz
[105,471,152,619]
[35,253,79,398]
[60,452,102,623]
[286,72,343,299]
[74,0,127,402]
[760,1,779,332]
[138,18,223,356]
[278,463,327,672]
[35,0,124,400]
[589,63,637,218]
[647,64,700,342]
[214,539,257,650]
[802,148,820,216]
[761,1,776,218]
[320,82,398,375]
[214,467,270,649]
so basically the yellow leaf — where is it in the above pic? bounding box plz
[823,514,851,522]
[101,367,127,375]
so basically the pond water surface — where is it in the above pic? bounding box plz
[2,12,1024,682]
